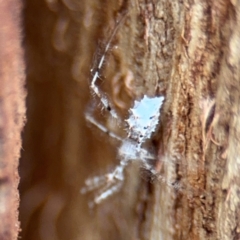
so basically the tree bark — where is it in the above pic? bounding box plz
[20,0,240,240]
[0,1,26,239]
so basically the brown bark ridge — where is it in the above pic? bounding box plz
[0,0,26,239]
[19,0,240,239]
[135,0,240,239]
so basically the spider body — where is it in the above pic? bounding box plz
[81,13,165,205]
[83,95,164,205]
[126,95,164,149]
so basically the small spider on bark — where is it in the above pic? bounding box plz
[81,13,165,206]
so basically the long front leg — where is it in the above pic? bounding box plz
[85,111,122,142]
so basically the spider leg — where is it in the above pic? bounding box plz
[85,111,122,142]
[90,13,127,119]
[82,109,126,202]
[90,71,118,119]
[107,144,155,184]
[93,181,122,205]
[81,163,125,206]
[89,156,129,206]
[81,175,108,194]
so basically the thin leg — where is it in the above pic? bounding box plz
[89,13,127,119]
[93,181,122,205]
[85,112,122,142]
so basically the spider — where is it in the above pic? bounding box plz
[81,13,165,206]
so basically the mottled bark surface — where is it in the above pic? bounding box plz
[19,0,240,240]
[0,1,26,239]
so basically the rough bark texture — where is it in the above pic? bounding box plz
[0,1,26,239]
[19,0,240,240]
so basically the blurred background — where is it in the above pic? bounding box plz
[19,0,143,239]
